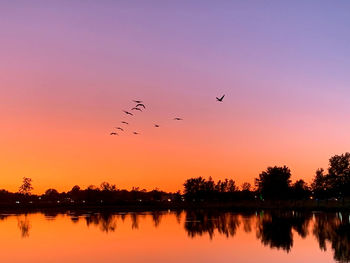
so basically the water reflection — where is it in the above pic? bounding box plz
[131,212,139,229]
[44,211,59,221]
[313,212,350,262]
[17,215,31,238]
[256,211,311,252]
[184,210,241,239]
[6,210,350,262]
[151,211,162,227]
[85,213,117,233]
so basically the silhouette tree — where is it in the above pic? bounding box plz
[311,152,350,198]
[100,182,117,191]
[255,166,291,200]
[291,180,310,200]
[227,179,236,192]
[311,168,328,199]
[184,177,238,201]
[328,153,350,197]
[71,185,81,192]
[44,188,59,201]
[183,176,207,200]
[18,177,33,195]
[241,182,251,192]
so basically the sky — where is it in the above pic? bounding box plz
[1,0,350,193]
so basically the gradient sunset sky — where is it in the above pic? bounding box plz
[1,1,350,193]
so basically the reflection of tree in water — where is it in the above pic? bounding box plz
[256,211,311,252]
[68,212,81,224]
[131,213,139,229]
[85,213,117,233]
[17,215,31,238]
[184,210,241,239]
[8,209,350,262]
[291,212,310,238]
[44,211,59,221]
[120,213,126,222]
[175,210,182,225]
[70,216,80,224]
[241,215,253,233]
[0,214,9,221]
[151,211,163,227]
[313,212,350,263]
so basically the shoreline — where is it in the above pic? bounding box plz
[0,200,349,213]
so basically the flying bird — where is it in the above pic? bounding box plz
[133,100,143,103]
[110,132,118,136]
[154,124,160,128]
[114,127,124,131]
[131,107,142,112]
[174,118,183,121]
[135,103,146,109]
[216,94,225,102]
[123,110,134,116]
[121,121,129,125]
[133,131,139,135]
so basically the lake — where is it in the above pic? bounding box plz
[0,210,348,262]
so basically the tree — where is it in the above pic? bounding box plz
[44,189,59,200]
[100,182,116,191]
[241,182,251,192]
[70,185,81,193]
[311,153,350,198]
[18,177,33,195]
[227,179,236,192]
[205,177,215,192]
[184,177,238,201]
[183,177,206,200]
[311,168,328,198]
[68,185,81,200]
[327,153,350,197]
[291,179,310,200]
[255,166,291,200]
[87,185,98,191]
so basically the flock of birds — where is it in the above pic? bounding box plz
[109,95,225,136]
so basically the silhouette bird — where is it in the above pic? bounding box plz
[136,103,146,109]
[174,118,183,121]
[154,124,160,128]
[121,121,129,125]
[216,94,225,102]
[133,100,143,103]
[110,132,118,136]
[123,110,134,116]
[114,127,124,131]
[133,131,139,135]
[131,107,142,112]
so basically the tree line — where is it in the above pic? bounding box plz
[1,152,350,204]
[0,180,179,205]
[185,152,350,201]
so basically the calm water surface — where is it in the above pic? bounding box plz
[0,210,348,263]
